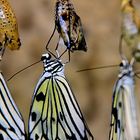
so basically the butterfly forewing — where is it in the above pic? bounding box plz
[0,73,26,140]
[28,53,93,140]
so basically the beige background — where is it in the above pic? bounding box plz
[1,0,140,139]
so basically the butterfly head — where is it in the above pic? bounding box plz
[41,53,51,63]
[119,59,134,77]
[41,53,64,74]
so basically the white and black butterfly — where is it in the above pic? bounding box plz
[28,53,93,140]
[109,59,140,140]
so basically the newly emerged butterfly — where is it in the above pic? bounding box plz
[120,0,140,61]
[28,53,93,140]
[46,0,87,60]
[0,0,21,59]
[0,72,27,140]
[109,59,140,140]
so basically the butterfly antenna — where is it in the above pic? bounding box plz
[7,60,41,81]
[76,64,119,72]
[46,24,56,50]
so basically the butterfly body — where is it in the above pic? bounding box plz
[109,60,140,140]
[0,0,21,58]
[28,53,93,140]
[55,0,87,52]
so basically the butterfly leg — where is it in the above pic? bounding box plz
[58,49,70,63]
[55,35,61,58]
[46,47,57,58]
[46,25,56,50]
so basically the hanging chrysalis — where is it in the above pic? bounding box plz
[55,0,87,52]
[120,0,140,61]
[46,0,87,61]
[0,0,21,59]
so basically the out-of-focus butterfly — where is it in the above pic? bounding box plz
[0,72,27,140]
[46,0,87,60]
[120,0,140,61]
[109,59,140,140]
[28,53,93,140]
[0,0,21,59]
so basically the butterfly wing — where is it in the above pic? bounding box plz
[109,78,124,140]
[0,73,26,140]
[29,73,93,140]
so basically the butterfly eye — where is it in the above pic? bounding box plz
[120,60,127,68]
[119,62,124,67]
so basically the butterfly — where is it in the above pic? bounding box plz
[0,72,27,140]
[28,53,93,140]
[109,59,140,140]
[0,0,21,59]
[46,0,87,60]
[120,0,140,61]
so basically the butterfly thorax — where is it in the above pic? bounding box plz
[118,60,134,78]
[44,60,64,74]
[0,0,21,50]
[41,54,64,76]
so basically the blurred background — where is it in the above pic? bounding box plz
[1,0,140,139]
